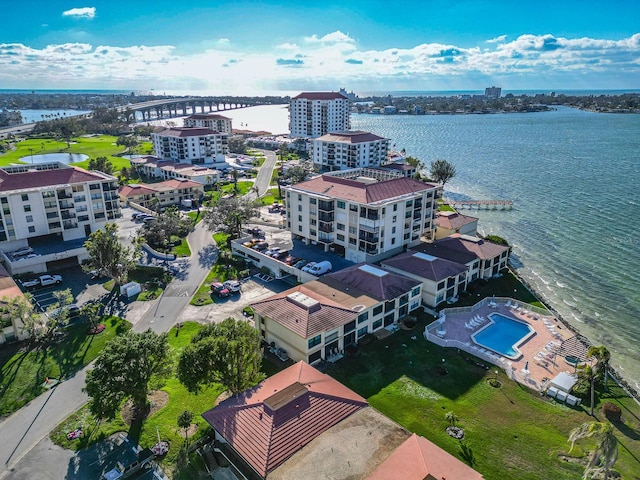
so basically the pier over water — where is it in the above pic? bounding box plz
[444,198,513,210]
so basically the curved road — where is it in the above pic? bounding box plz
[246,148,278,200]
[0,221,216,478]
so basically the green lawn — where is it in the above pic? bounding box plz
[172,238,191,258]
[51,322,224,467]
[0,316,130,416]
[186,211,203,225]
[259,188,283,205]
[0,135,129,170]
[323,316,640,480]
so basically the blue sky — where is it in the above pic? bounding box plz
[1,0,639,94]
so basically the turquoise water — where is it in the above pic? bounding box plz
[472,313,534,359]
[350,108,640,390]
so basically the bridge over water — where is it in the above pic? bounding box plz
[116,97,274,122]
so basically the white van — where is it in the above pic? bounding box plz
[307,260,332,276]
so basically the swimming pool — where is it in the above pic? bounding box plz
[472,313,535,359]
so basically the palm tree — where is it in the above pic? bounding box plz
[577,364,597,416]
[588,345,611,390]
[568,422,618,480]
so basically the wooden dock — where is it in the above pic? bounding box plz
[444,198,513,210]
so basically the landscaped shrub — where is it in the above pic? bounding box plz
[602,402,622,422]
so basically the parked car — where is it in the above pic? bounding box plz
[284,256,299,266]
[301,261,317,273]
[48,304,81,320]
[293,259,307,269]
[247,227,265,237]
[272,250,289,260]
[307,260,332,276]
[210,282,230,298]
[12,246,34,257]
[16,253,41,261]
[264,247,281,256]
[252,241,269,251]
[223,280,242,294]
[22,274,63,289]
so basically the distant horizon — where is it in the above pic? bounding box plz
[2,88,639,99]
[2,1,639,92]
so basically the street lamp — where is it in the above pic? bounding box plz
[28,147,35,164]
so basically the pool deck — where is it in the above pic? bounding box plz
[424,297,575,391]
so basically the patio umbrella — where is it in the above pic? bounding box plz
[521,361,530,376]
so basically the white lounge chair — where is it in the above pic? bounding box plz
[505,300,512,307]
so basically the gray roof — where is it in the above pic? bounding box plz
[321,263,421,301]
[381,252,467,282]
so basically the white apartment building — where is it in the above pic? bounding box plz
[311,131,390,171]
[284,168,441,264]
[183,113,233,134]
[289,92,350,138]
[152,127,229,165]
[0,162,121,274]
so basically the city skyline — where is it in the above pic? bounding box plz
[1,0,639,94]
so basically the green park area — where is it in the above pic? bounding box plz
[0,316,129,416]
[0,135,132,171]
[324,313,640,480]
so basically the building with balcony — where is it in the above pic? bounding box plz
[251,263,421,365]
[412,234,510,282]
[183,113,232,133]
[289,92,350,138]
[0,162,120,274]
[0,263,28,344]
[202,361,484,480]
[284,168,441,263]
[381,251,468,307]
[311,131,390,171]
[484,86,502,99]
[119,178,204,209]
[151,127,229,165]
[129,156,221,186]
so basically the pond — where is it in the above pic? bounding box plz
[19,153,89,164]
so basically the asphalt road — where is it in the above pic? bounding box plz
[0,220,216,479]
[247,148,278,199]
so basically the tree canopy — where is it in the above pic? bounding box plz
[141,206,192,249]
[228,137,247,154]
[429,159,457,186]
[568,422,618,480]
[84,330,169,420]
[83,223,137,286]
[202,197,260,239]
[177,318,264,394]
[87,156,114,175]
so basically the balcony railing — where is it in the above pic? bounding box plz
[57,192,72,199]
[318,212,334,223]
[59,202,74,210]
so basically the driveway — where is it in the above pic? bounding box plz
[246,148,277,199]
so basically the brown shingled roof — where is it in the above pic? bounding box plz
[202,361,366,478]
[321,263,421,301]
[250,285,358,338]
[436,211,478,229]
[0,166,108,193]
[293,175,435,204]
[317,131,386,144]
[293,92,348,100]
[367,433,485,480]
[381,251,467,282]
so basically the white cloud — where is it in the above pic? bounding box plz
[487,35,507,43]
[1,31,639,92]
[62,7,96,18]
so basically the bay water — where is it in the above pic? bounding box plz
[350,107,640,391]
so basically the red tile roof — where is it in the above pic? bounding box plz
[381,251,468,282]
[317,131,387,144]
[367,433,484,480]
[202,361,366,478]
[292,92,349,100]
[0,165,108,193]
[118,184,157,197]
[119,178,202,197]
[293,175,436,204]
[250,285,358,338]
[155,127,220,137]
